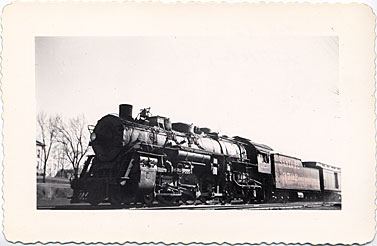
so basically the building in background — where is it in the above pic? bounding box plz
[36,140,44,177]
[55,169,75,179]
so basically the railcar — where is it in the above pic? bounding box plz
[302,161,341,202]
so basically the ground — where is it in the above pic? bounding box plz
[37,176,73,207]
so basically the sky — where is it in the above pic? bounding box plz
[35,36,340,166]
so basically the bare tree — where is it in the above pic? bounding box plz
[37,112,59,183]
[52,144,69,178]
[56,115,90,177]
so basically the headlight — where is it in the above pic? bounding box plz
[90,132,97,141]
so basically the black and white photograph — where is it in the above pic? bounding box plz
[2,2,375,245]
[35,36,342,210]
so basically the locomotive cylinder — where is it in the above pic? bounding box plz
[119,104,133,120]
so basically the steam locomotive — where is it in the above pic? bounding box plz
[71,104,341,206]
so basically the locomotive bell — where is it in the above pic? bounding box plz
[119,104,133,120]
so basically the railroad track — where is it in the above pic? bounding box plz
[38,201,341,210]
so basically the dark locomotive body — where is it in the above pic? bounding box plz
[71,104,341,206]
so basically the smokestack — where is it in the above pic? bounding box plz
[119,104,133,120]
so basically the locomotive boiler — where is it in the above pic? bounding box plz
[71,104,341,206]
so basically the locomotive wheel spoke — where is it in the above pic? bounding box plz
[224,195,233,205]
[219,197,227,205]
[157,196,177,206]
[109,188,123,206]
[88,187,105,206]
[143,192,154,206]
[256,190,264,203]
[242,190,251,204]
[181,193,196,205]
[199,196,208,204]
[242,197,251,204]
